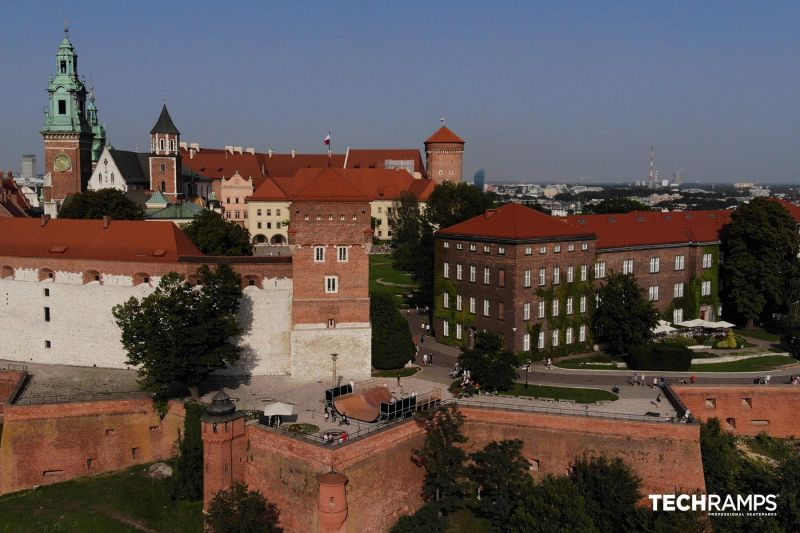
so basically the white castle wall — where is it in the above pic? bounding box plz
[290,323,372,382]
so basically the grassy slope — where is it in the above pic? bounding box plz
[689,355,798,373]
[369,254,417,303]
[505,383,618,403]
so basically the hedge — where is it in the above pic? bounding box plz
[627,343,693,371]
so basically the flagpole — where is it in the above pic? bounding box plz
[327,131,332,158]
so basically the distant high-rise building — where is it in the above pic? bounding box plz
[21,155,36,181]
[473,168,485,191]
[648,146,659,187]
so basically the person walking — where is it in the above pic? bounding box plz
[653,377,658,389]
[429,353,434,366]
[656,394,662,406]
[423,353,429,366]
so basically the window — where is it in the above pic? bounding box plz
[314,246,325,262]
[483,267,490,285]
[44,288,50,297]
[58,99,66,114]
[580,295,587,313]
[276,209,281,216]
[594,261,606,279]
[554,244,561,253]
[581,242,589,251]
[456,264,463,280]
[456,323,462,340]
[703,253,713,269]
[552,329,560,347]
[160,162,166,172]
[523,334,531,351]
[675,255,685,271]
[469,297,476,314]
[538,268,546,286]
[523,302,531,320]
[327,318,336,328]
[566,297,574,315]
[45,340,51,349]
[456,243,463,250]
[44,307,50,322]
[538,300,546,318]
[483,299,490,317]
[469,266,476,283]
[325,276,338,293]
[539,246,547,254]
[674,283,684,298]
[567,266,574,283]
[498,269,505,287]
[266,209,272,216]
[579,325,587,342]
[443,292,450,308]
[443,320,450,336]
[538,332,545,349]
[673,308,684,324]
[469,244,476,252]
[568,243,575,252]
[498,302,505,320]
[443,241,449,249]
[622,259,634,275]
[553,267,560,285]
[498,246,506,255]
[523,269,531,288]
[159,139,165,151]
[649,257,660,273]
[566,327,574,344]
[257,209,262,216]
[580,265,588,281]
[701,280,711,296]
[443,262,450,278]
[456,294,463,311]
[525,246,532,255]
[552,299,559,316]
[483,245,490,253]
[648,286,659,301]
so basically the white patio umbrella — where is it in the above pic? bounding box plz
[709,320,736,329]
[263,401,294,417]
[652,320,677,335]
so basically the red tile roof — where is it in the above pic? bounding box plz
[249,178,288,201]
[0,218,202,262]
[180,147,346,180]
[345,149,427,177]
[425,125,464,144]
[566,210,733,249]
[438,202,593,241]
[771,198,800,222]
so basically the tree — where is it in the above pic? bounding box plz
[458,331,519,392]
[371,293,416,369]
[721,198,800,327]
[510,475,599,533]
[112,264,244,399]
[411,404,468,512]
[425,182,496,229]
[206,482,283,533]
[583,198,649,214]
[593,272,659,354]
[171,402,206,501]
[58,189,144,220]
[183,210,253,256]
[389,502,447,533]
[467,440,533,530]
[569,455,644,532]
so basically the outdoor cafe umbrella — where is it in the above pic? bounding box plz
[263,401,294,417]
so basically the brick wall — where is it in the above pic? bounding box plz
[0,370,26,417]
[426,143,463,184]
[0,399,185,495]
[673,385,800,437]
[43,133,92,201]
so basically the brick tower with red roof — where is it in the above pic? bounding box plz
[425,123,465,185]
[149,104,183,200]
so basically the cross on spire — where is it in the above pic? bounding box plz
[64,20,69,34]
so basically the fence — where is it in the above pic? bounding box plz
[14,389,149,405]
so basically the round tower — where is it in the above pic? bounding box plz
[200,391,247,511]
[318,471,349,532]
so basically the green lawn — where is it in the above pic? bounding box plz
[504,383,618,403]
[555,354,626,370]
[0,464,203,533]
[734,327,781,342]
[689,355,798,373]
[374,367,420,378]
[445,507,492,533]
[369,254,417,304]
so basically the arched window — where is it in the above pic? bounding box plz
[134,273,151,285]
[1,265,13,279]
[83,270,101,284]
[38,268,55,282]
[161,181,166,192]
[159,139,165,151]
[169,139,176,151]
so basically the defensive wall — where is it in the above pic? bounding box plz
[0,398,185,496]
[210,405,705,533]
[0,369,26,419]
[673,385,800,437]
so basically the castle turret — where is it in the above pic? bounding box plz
[200,391,247,511]
[86,89,106,168]
[149,104,183,200]
[424,124,465,185]
[318,471,349,532]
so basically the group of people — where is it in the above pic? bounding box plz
[323,405,350,426]
[322,431,349,444]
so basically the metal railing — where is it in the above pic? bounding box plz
[15,389,149,405]
[0,363,27,372]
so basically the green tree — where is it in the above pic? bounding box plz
[583,198,649,214]
[720,198,800,327]
[425,181,496,229]
[205,482,283,533]
[371,293,416,369]
[458,331,519,392]
[468,439,533,530]
[58,188,144,220]
[593,272,659,354]
[112,264,244,399]
[510,475,599,533]
[389,502,447,533]
[411,404,468,512]
[569,455,644,532]
[171,402,206,501]
[183,210,253,256]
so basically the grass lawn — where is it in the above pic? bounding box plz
[555,354,626,370]
[445,507,492,533]
[689,355,798,373]
[734,327,781,342]
[0,464,203,533]
[504,383,618,403]
[373,367,420,378]
[369,254,417,304]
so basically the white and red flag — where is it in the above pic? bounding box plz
[324,132,331,146]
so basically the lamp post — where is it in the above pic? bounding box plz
[524,360,531,389]
[331,353,338,388]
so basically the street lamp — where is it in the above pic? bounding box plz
[331,353,338,388]
[524,360,531,389]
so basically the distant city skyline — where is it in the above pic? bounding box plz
[2,1,798,182]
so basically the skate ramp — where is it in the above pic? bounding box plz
[333,386,393,423]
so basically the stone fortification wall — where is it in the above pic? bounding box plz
[0,370,26,417]
[0,398,184,495]
[673,385,800,437]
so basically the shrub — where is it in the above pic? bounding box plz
[713,330,741,349]
[627,343,693,371]
[371,293,416,369]
[171,402,206,501]
[206,482,282,533]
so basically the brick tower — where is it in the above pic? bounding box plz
[149,104,183,200]
[287,168,373,381]
[42,26,94,217]
[424,123,465,185]
[200,391,247,511]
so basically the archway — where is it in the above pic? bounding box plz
[252,234,268,245]
[270,234,286,245]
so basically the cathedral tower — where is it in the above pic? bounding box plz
[424,123,465,185]
[149,104,182,199]
[42,26,94,216]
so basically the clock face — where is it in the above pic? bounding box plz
[54,153,72,172]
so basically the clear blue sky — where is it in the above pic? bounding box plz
[2,1,798,182]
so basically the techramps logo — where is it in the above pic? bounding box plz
[649,493,778,517]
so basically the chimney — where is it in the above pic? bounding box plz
[291,149,296,158]
[268,149,273,158]
[225,145,234,155]
[484,209,497,219]
[245,147,255,155]
[179,141,188,150]
[102,215,111,229]
[234,146,243,155]
[40,214,51,226]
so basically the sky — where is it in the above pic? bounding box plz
[1,1,798,183]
